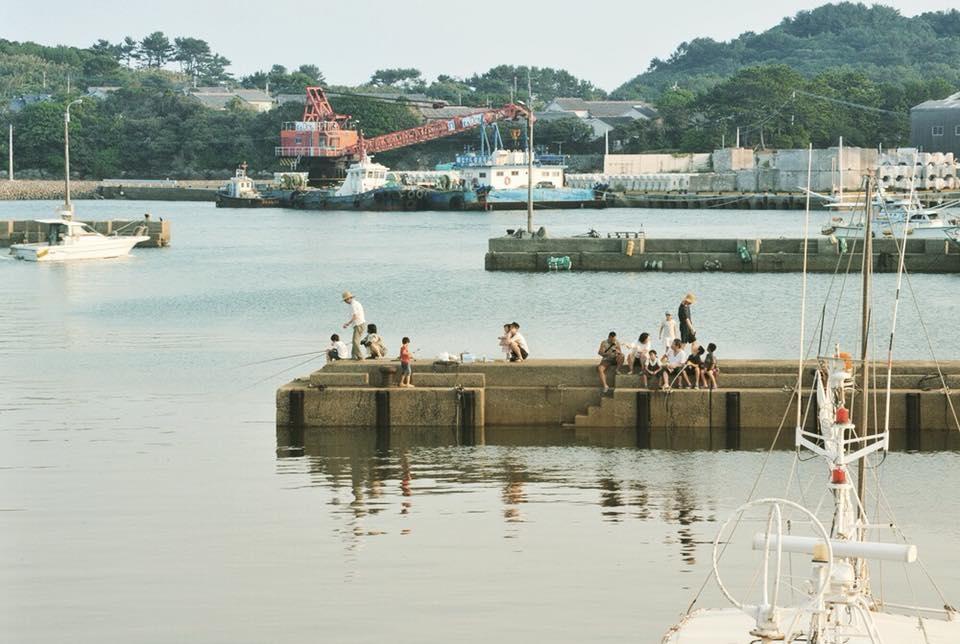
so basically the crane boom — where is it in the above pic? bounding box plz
[358,105,530,156]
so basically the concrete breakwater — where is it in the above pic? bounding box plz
[277,360,959,447]
[0,180,218,202]
[484,235,960,273]
[0,218,170,248]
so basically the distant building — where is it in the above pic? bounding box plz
[189,87,274,112]
[7,93,53,112]
[85,86,121,100]
[911,91,960,157]
[539,97,658,139]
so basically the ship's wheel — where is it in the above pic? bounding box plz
[712,498,834,641]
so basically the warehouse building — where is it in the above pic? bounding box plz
[911,91,960,156]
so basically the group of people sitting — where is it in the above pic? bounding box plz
[597,331,720,394]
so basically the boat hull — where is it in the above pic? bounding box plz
[215,194,282,208]
[10,236,150,262]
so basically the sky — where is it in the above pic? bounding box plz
[1,0,958,91]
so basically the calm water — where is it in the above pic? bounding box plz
[2,201,958,643]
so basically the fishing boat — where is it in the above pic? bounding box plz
[10,216,150,261]
[215,163,284,208]
[292,156,432,211]
[663,172,960,643]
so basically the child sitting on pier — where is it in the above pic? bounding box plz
[507,322,529,362]
[325,333,349,362]
[399,337,414,387]
[643,349,665,388]
[702,343,719,389]
[685,346,705,389]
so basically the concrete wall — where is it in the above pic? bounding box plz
[603,153,712,175]
[278,360,960,435]
[485,236,960,274]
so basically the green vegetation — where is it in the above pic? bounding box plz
[614,3,960,100]
[2,3,960,178]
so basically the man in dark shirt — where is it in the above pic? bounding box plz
[678,292,697,350]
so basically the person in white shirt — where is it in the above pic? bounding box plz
[325,333,349,362]
[625,332,653,374]
[341,291,366,360]
[664,338,690,389]
[507,321,529,362]
[658,312,678,352]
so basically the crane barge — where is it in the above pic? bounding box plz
[274,86,531,186]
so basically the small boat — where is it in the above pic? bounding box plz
[292,157,432,211]
[11,99,151,262]
[821,185,960,239]
[216,163,283,208]
[10,215,150,262]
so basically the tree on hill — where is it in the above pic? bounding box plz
[139,32,174,68]
[240,64,324,94]
[369,68,425,91]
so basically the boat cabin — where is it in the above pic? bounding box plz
[222,163,261,199]
[35,219,100,245]
[334,158,390,197]
[455,149,566,190]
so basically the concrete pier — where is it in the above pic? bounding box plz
[484,235,960,273]
[277,360,960,437]
[0,219,170,248]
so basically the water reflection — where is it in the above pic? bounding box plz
[276,424,959,570]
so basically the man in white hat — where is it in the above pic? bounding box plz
[341,291,366,360]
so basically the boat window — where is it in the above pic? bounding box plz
[479,172,486,178]
[511,170,519,176]
[496,171,503,176]
[931,125,944,136]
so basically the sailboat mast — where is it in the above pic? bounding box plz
[856,175,873,556]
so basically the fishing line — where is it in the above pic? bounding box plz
[232,350,326,369]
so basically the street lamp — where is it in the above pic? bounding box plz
[63,98,83,218]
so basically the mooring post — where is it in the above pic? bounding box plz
[905,392,921,451]
[375,390,391,452]
[725,391,741,450]
[636,391,651,449]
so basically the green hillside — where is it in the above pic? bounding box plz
[613,3,960,100]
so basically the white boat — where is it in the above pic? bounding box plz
[9,97,150,262]
[821,186,960,239]
[10,214,149,262]
[664,175,960,643]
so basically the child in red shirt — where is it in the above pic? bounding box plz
[399,336,414,387]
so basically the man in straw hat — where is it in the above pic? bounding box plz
[678,292,697,351]
[341,291,366,360]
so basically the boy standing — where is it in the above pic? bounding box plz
[399,336,414,387]
[658,312,678,352]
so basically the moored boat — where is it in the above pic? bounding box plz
[216,163,284,208]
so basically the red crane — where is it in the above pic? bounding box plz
[276,87,531,184]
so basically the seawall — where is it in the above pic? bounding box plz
[484,235,960,273]
[277,360,960,444]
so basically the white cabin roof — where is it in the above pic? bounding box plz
[34,219,89,228]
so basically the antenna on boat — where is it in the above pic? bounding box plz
[526,69,534,234]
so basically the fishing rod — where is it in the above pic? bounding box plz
[232,349,326,369]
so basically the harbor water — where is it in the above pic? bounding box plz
[2,201,958,643]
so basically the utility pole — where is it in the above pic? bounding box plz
[63,98,83,217]
[604,130,609,155]
[7,124,12,181]
[736,127,740,148]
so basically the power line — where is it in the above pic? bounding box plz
[791,89,905,116]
